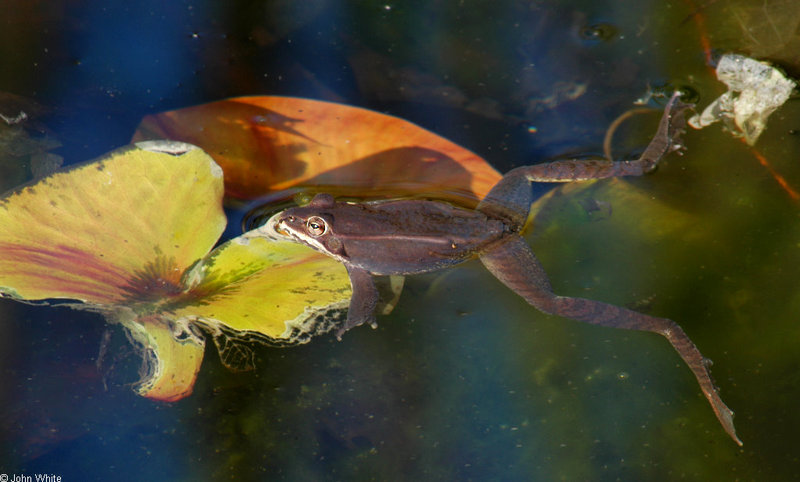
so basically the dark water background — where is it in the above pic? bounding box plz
[2,0,800,480]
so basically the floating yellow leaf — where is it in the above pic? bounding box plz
[0,141,225,304]
[171,234,353,371]
[0,141,352,401]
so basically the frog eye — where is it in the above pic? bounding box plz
[306,216,327,236]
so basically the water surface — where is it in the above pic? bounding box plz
[1,0,799,480]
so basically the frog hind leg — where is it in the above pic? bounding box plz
[477,92,691,228]
[479,234,741,445]
[336,265,380,340]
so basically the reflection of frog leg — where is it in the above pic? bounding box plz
[338,264,379,339]
[479,235,741,446]
[478,93,690,228]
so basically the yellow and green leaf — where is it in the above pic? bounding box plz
[0,141,351,401]
[0,141,225,305]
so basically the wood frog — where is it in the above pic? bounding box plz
[261,94,741,445]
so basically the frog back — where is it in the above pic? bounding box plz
[333,199,507,275]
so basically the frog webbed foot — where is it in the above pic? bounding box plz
[336,265,380,340]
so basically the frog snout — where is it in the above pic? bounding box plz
[257,212,294,241]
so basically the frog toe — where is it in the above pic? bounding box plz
[334,312,376,340]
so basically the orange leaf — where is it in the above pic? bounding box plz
[132,96,502,204]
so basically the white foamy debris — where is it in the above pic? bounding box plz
[135,140,199,155]
[689,54,796,145]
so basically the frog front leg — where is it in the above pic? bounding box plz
[479,235,741,445]
[337,264,380,340]
[478,93,690,227]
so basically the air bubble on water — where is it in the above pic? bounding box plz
[579,23,618,43]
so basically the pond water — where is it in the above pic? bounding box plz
[2,0,800,480]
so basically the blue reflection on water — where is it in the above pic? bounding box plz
[42,1,220,164]
[74,2,193,100]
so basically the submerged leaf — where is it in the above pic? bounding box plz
[120,312,206,402]
[132,96,502,204]
[0,92,63,191]
[529,178,699,243]
[720,0,800,61]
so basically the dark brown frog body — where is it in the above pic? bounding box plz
[274,194,508,275]
[262,93,741,446]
